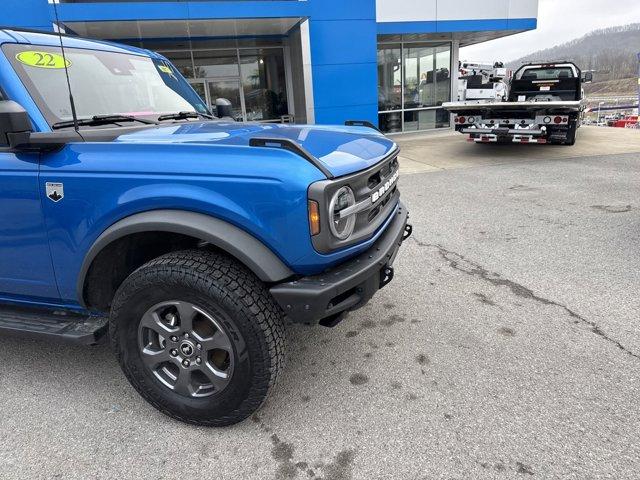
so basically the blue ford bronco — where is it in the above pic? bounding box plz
[0,28,411,426]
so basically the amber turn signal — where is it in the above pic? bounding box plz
[308,200,321,236]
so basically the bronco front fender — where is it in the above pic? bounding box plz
[77,209,295,305]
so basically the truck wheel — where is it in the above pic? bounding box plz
[564,119,578,146]
[110,250,286,427]
[564,123,577,146]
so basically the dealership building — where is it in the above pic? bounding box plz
[6,0,538,133]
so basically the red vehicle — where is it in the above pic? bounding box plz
[611,115,638,128]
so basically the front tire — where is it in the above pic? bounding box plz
[110,250,286,427]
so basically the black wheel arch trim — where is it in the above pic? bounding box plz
[76,209,295,306]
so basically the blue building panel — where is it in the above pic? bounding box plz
[307,0,379,126]
[507,18,538,31]
[377,18,537,34]
[53,1,309,23]
[314,103,380,126]
[4,0,51,31]
[309,20,378,66]
[311,63,378,109]
[307,0,376,21]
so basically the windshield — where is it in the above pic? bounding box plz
[4,43,210,127]
[516,66,576,81]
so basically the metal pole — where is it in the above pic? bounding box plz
[598,102,603,124]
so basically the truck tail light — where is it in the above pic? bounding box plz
[308,200,321,236]
[554,116,562,124]
[458,116,466,124]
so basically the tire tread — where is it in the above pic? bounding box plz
[110,249,285,427]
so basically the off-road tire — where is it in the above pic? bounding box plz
[110,249,286,427]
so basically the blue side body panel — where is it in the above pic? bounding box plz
[38,142,323,303]
[0,152,59,302]
[37,137,399,305]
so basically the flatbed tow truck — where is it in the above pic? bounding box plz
[444,62,592,145]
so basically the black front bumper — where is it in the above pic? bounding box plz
[270,202,412,325]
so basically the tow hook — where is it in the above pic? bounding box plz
[402,224,413,242]
[379,266,395,289]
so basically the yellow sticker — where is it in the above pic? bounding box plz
[16,51,71,69]
[158,65,173,74]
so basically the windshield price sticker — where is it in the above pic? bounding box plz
[16,51,71,69]
[158,65,173,74]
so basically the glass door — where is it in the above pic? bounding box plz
[166,46,290,123]
[240,49,289,121]
[377,40,452,133]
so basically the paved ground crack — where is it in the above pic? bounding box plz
[411,237,639,360]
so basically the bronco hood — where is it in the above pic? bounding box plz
[116,121,397,178]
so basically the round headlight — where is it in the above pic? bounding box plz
[329,186,356,240]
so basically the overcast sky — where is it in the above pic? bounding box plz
[460,0,640,62]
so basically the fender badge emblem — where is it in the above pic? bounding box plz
[46,182,64,202]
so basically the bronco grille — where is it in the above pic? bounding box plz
[308,148,401,254]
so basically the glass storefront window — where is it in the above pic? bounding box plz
[403,45,433,109]
[207,79,243,120]
[403,44,450,109]
[377,45,402,112]
[193,50,240,78]
[434,45,451,106]
[163,50,193,79]
[149,44,289,122]
[403,108,450,132]
[377,40,452,133]
[240,49,288,121]
[379,112,403,134]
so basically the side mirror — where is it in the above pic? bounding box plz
[0,100,33,148]
[583,72,593,83]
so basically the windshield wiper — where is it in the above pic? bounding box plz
[52,115,159,130]
[157,111,214,121]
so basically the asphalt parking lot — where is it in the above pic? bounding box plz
[1,126,639,479]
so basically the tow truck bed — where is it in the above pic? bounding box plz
[443,100,584,112]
